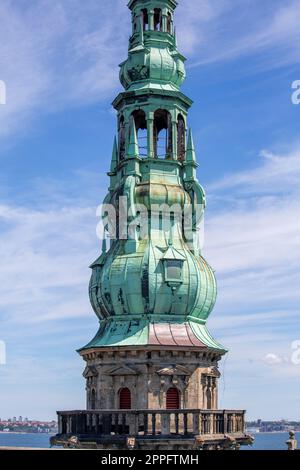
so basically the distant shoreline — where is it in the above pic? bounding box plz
[247,431,300,434]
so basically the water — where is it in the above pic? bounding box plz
[0,432,299,449]
[0,433,53,448]
[243,432,300,450]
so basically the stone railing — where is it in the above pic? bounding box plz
[57,409,245,437]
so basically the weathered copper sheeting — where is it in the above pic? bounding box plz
[149,322,206,348]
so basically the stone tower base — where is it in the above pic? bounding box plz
[81,346,222,411]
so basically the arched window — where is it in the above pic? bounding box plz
[166,387,180,410]
[132,110,148,157]
[142,9,149,31]
[119,387,131,409]
[119,115,125,161]
[154,8,162,31]
[91,389,96,410]
[153,109,172,158]
[167,12,172,33]
[177,114,186,161]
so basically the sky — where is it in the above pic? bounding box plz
[0,0,300,422]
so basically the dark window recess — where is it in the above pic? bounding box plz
[167,12,172,33]
[119,388,131,409]
[132,109,148,157]
[166,387,180,409]
[177,114,186,161]
[154,8,162,31]
[91,389,96,410]
[142,9,149,31]
[153,109,172,158]
[119,116,125,161]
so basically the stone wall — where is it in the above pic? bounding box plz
[81,347,221,411]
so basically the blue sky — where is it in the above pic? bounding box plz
[0,0,300,421]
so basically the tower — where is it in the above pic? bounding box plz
[80,0,225,413]
[53,0,251,451]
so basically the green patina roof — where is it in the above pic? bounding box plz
[79,319,226,353]
[80,0,227,356]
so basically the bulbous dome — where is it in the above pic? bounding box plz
[89,236,217,324]
[120,45,186,91]
[135,181,190,209]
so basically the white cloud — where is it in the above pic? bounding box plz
[0,173,107,326]
[179,0,300,68]
[264,353,285,365]
[1,0,300,140]
[206,149,300,290]
[200,143,300,418]
[0,0,128,138]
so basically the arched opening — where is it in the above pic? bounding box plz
[119,115,125,161]
[132,110,148,157]
[167,12,172,33]
[119,387,132,409]
[154,8,162,31]
[142,9,149,31]
[91,389,96,410]
[177,114,186,161]
[166,387,180,410]
[153,109,172,159]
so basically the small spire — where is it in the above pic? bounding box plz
[102,237,107,254]
[110,136,118,172]
[186,128,196,163]
[126,121,139,158]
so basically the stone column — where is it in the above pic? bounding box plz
[162,14,167,33]
[172,119,177,160]
[202,376,207,409]
[148,10,154,30]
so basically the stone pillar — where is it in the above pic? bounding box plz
[202,376,207,409]
[172,119,177,160]
[162,14,167,32]
[149,10,154,30]
[212,378,217,409]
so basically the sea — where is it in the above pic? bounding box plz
[0,432,299,450]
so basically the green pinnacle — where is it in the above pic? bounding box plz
[110,136,118,173]
[186,129,196,164]
[126,122,139,158]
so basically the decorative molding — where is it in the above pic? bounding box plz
[83,366,98,378]
[105,365,139,376]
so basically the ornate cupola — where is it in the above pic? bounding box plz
[52,0,252,452]
[79,0,226,413]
